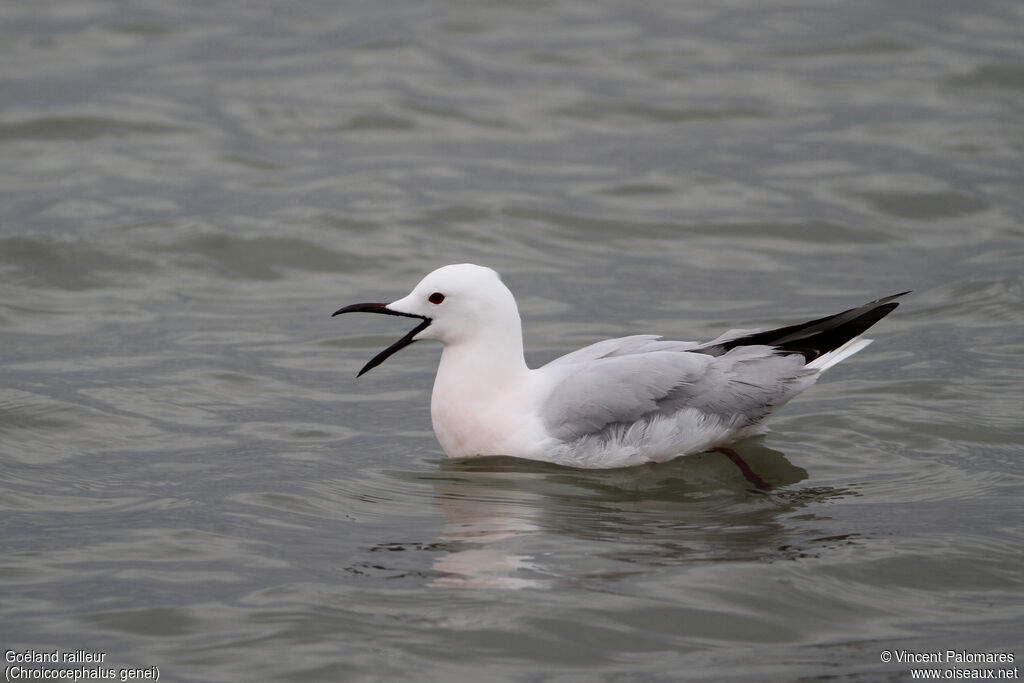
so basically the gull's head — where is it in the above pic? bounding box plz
[332,264,521,376]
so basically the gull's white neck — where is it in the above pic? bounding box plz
[429,313,536,458]
[433,318,530,406]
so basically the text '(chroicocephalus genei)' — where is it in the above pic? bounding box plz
[333,264,906,472]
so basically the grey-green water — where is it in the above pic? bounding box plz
[2,1,1022,681]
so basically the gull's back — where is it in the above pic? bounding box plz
[534,292,906,468]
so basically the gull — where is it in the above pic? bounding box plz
[333,264,905,473]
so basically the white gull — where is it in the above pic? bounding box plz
[333,264,905,471]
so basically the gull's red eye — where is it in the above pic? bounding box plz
[428,292,445,305]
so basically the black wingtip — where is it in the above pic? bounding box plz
[698,291,909,362]
[870,290,912,306]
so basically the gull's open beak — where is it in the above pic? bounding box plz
[331,302,431,377]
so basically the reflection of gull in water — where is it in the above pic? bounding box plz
[426,444,827,590]
[430,484,547,590]
[334,264,905,470]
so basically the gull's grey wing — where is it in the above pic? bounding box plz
[540,345,809,443]
[539,292,906,445]
[542,334,700,367]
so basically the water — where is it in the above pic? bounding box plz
[2,0,1022,680]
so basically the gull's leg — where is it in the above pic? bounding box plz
[712,447,773,491]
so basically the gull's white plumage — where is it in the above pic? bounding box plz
[333,264,904,469]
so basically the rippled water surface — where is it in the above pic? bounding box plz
[2,0,1022,680]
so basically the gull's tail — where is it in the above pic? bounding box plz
[696,291,909,370]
